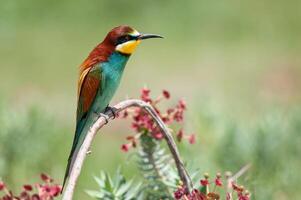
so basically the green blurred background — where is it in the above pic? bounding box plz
[0,0,301,199]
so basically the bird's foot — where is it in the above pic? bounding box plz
[105,106,117,119]
[98,113,110,124]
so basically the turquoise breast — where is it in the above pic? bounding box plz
[93,52,130,113]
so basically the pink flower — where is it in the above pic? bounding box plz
[120,87,196,152]
[2,194,13,200]
[49,185,61,197]
[188,134,196,144]
[152,131,164,140]
[200,179,209,186]
[215,178,222,187]
[173,174,249,200]
[174,187,184,199]
[178,99,186,110]
[23,184,33,191]
[173,112,183,122]
[141,87,150,96]
[177,129,184,142]
[121,143,131,152]
[32,194,40,200]
[167,108,174,114]
[232,182,243,192]
[43,185,51,193]
[162,116,170,123]
[141,87,151,102]
[20,191,30,199]
[131,122,139,131]
[0,181,5,191]
[0,175,61,200]
[162,90,170,99]
[40,173,53,183]
[214,173,223,187]
[126,136,134,140]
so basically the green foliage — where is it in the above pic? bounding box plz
[2,97,301,199]
[87,133,178,200]
[86,168,141,200]
[137,133,176,200]
[211,108,301,199]
[0,102,67,184]
[0,0,300,199]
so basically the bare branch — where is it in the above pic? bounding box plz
[226,163,252,196]
[62,99,192,200]
[230,163,251,182]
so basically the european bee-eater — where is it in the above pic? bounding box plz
[62,25,162,190]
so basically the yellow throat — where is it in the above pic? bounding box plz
[116,30,141,54]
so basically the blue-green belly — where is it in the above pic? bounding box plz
[77,51,130,134]
[92,52,129,114]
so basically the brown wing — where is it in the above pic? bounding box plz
[77,65,101,123]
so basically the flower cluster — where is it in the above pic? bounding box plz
[120,87,195,152]
[0,174,61,200]
[174,173,251,200]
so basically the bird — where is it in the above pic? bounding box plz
[62,25,163,191]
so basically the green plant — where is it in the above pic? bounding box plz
[86,168,141,200]
[137,133,175,199]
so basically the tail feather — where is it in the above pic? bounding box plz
[61,119,87,193]
[61,137,80,193]
[61,156,72,192]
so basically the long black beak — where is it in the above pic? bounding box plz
[138,34,164,40]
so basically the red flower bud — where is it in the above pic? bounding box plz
[200,179,209,186]
[121,143,131,152]
[162,90,170,99]
[40,173,53,183]
[167,108,174,114]
[162,116,170,123]
[23,184,33,191]
[20,191,30,199]
[178,99,186,110]
[132,140,137,148]
[174,187,185,199]
[49,185,61,196]
[141,87,150,95]
[177,129,184,142]
[152,132,164,140]
[32,194,40,200]
[173,110,184,122]
[215,178,223,187]
[0,181,5,191]
[188,134,196,144]
[126,136,134,140]
[141,87,151,102]
[232,182,244,192]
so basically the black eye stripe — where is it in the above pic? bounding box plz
[117,35,137,45]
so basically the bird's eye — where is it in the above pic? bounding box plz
[117,35,132,44]
[125,35,131,41]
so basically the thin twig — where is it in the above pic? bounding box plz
[226,163,252,195]
[225,164,251,200]
[229,163,252,182]
[62,99,192,200]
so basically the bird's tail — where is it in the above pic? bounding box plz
[61,119,87,193]
[61,153,73,192]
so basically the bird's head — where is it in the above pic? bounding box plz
[104,25,163,55]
